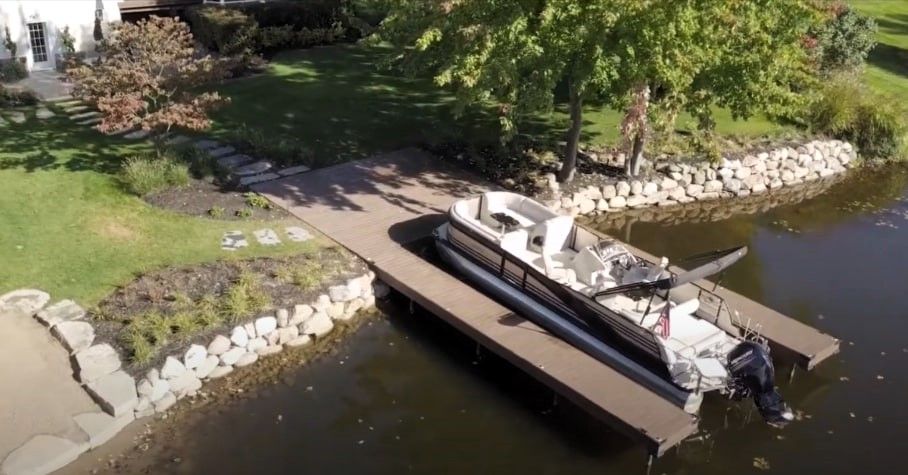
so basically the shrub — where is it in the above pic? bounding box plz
[811,5,877,73]
[208,206,226,218]
[221,270,270,321]
[0,85,37,107]
[0,59,27,83]
[349,0,390,26]
[243,0,345,30]
[244,192,272,209]
[186,6,259,55]
[235,208,253,218]
[120,155,191,195]
[809,77,907,159]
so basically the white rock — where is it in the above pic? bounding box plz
[148,378,170,402]
[630,180,643,195]
[734,167,751,180]
[286,335,312,347]
[723,179,742,193]
[752,183,767,193]
[146,368,160,383]
[86,370,138,417]
[195,355,220,379]
[35,299,85,327]
[243,322,257,339]
[703,180,723,193]
[255,316,278,336]
[342,298,365,320]
[207,335,232,355]
[276,308,290,327]
[289,304,314,326]
[329,277,362,302]
[596,199,609,211]
[208,366,233,379]
[136,379,153,398]
[668,187,686,201]
[327,302,345,320]
[220,347,246,366]
[168,372,202,398]
[278,326,299,344]
[230,326,249,347]
[313,294,332,312]
[0,289,51,315]
[718,167,735,179]
[608,196,627,209]
[256,345,282,357]
[601,185,617,199]
[154,392,177,413]
[183,344,207,370]
[686,184,704,197]
[577,198,596,214]
[246,337,267,353]
[52,321,95,353]
[586,186,603,201]
[300,311,334,337]
[161,356,187,379]
[660,178,678,190]
[626,195,647,208]
[235,352,259,367]
[74,344,121,383]
[615,181,631,197]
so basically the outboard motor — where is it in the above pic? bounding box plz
[727,341,794,426]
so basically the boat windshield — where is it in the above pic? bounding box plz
[593,246,748,298]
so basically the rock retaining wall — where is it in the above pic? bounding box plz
[544,139,857,216]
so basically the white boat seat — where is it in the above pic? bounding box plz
[572,247,607,286]
[541,252,576,285]
[527,215,574,255]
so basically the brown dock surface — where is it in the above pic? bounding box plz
[255,149,698,455]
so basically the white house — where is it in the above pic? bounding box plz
[0,0,121,72]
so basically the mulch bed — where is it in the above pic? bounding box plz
[91,250,368,375]
[144,179,291,221]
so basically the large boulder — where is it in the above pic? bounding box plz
[74,344,121,383]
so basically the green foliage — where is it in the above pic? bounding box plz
[226,123,314,166]
[245,0,346,30]
[0,85,37,106]
[186,6,259,55]
[60,26,76,54]
[812,5,878,73]
[244,192,272,209]
[274,260,325,289]
[208,206,226,218]
[0,59,27,83]
[221,270,271,321]
[235,208,253,219]
[120,155,191,196]
[809,76,906,159]
[349,0,390,26]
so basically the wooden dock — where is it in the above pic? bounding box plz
[254,148,838,455]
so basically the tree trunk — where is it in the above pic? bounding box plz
[558,83,583,183]
[626,131,646,177]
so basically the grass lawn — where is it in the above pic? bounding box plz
[853,0,908,102]
[211,43,790,163]
[0,108,319,305]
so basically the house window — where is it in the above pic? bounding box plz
[27,22,49,63]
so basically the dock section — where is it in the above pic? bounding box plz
[255,148,839,454]
[255,149,698,455]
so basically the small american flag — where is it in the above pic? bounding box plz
[656,300,671,338]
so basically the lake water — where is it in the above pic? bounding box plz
[97,165,908,474]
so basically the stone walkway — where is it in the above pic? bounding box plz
[221,226,313,251]
[0,304,99,474]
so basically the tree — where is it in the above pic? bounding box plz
[383,1,820,180]
[69,16,228,139]
[606,0,820,176]
[382,0,619,182]
[810,3,877,74]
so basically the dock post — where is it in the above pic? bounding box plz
[645,453,653,475]
[788,364,797,383]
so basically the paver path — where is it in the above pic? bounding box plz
[0,307,98,463]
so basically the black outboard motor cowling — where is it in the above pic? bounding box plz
[727,341,794,426]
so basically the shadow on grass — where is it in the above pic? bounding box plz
[868,42,908,79]
[0,115,150,175]
[211,43,599,165]
[875,13,908,38]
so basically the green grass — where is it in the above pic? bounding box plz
[211,43,789,162]
[0,109,319,305]
[853,1,908,102]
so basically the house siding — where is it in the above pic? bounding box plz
[0,0,121,71]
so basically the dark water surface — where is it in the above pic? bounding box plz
[143,165,908,474]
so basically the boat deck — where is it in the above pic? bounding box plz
[254,148,838,455]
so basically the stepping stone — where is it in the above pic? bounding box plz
[73,411,135,450]
[165,134,191,146]
[286,226,312,242]
[207,146,236,158]
[6,111,26,123]
[194,139,220,150]
[233,160,273,177]
[77,117,102,126]
[0,434,86,475]
[35,299,85,328]
[71,110,100,121]
[277,165,311,176]
[0,289,50,314]
[52,321,95,353]
[85,370,138,417]
[74,344,121,383]
[221,230,249,251]
[217,154,253,169]
[64,105,90,114]
[35,107,55,119]
[53,98,82,107]
[123,129,150,140]
[239,173,280,187]
[254,228,281,246]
